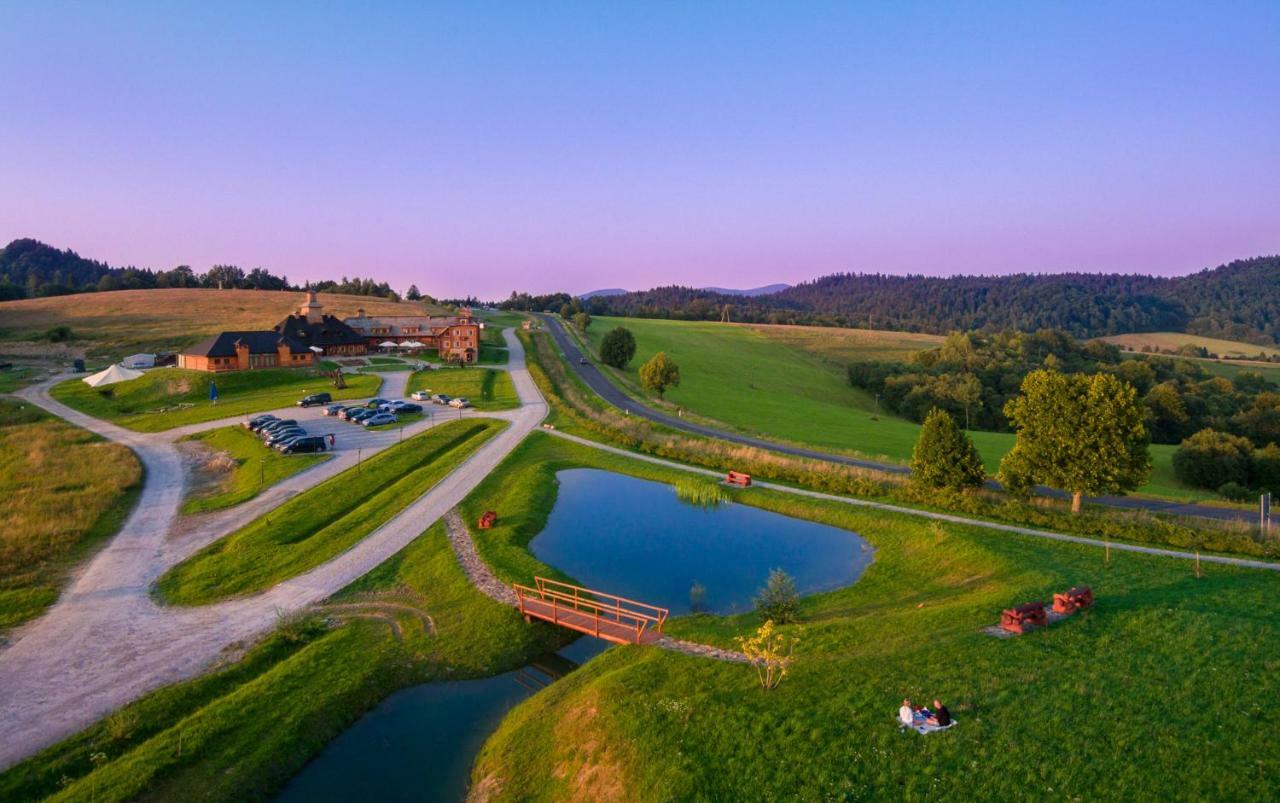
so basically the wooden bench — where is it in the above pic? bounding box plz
[478,511,498,529]
[726,471,752,487]
[1000,601,1047,634]
[1052,586,1094,614]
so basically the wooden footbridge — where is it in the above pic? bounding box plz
[513,577,669,645]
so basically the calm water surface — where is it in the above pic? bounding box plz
[530,468,872,614]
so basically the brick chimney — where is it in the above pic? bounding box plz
[299,290,324,324]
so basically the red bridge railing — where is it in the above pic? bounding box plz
[513,576,669,644]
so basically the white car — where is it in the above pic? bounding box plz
[448,397,472,409]
[410,390,431,401]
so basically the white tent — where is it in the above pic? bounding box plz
[309,346,325,353]
[83,364,144,387]
[401,340,426,349]
[378,340,399,349]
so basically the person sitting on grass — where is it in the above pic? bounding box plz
[898,698,916,727]
[926,699,951,727]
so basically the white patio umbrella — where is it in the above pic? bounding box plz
[378,340,399,349]
[401,340,426,349]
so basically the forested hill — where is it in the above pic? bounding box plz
[584,256,1280,345]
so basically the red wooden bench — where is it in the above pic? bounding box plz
[1052,586,1094,614]
[478,510,498,529]
[726,471,752,487]
[1000,601,1047,634]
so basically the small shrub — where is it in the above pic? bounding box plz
[755,569,799,624]
[736,619,798,691]
[1217,481,1253,502]
[44,325,73,342]
[689,581,708,613]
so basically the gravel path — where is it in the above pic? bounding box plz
[0,332,543,771]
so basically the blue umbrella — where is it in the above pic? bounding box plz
[209,381,219,402]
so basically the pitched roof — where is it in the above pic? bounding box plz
[344,315,475,336]
[274,314,367,347]
[185,331,308,358]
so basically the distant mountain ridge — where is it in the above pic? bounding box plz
[582,256,1280,346]
[578,283,790,300]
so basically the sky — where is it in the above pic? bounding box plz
[1,2,1278,299]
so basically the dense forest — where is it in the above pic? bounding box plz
[849,329,1280,451]
[0,239,401,301]
[585,256,1280,345]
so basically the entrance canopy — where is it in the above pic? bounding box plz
[82,363,144,387]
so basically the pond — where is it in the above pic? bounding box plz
[530,469,872,615]
[276,637,607,803]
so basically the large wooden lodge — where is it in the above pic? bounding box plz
[177,291,481,372]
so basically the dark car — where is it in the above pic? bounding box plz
[347,408,376,423]
[265,427,307,447]
[366,397,390,409]
[322,403,345,416]
[279,436,328,454]
[259,422,300,439]
[259,418,298,434]
[336,406,361,420]
[391,402,423,414]
[578,356,588,365]
[246,414,278,431]
[298,392,333,408]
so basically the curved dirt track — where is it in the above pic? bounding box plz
[0,331,544,770]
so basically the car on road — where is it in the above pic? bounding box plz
[297,392,333,408]
[578,356,588,365]
[322,403,345,416]
[410,390,431,401]
[362,413,397,427]
[366,398,390,409]
[246,414,279,431]
[448,397,471,409]
[278,435,328,454]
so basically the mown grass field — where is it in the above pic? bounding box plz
[179,426,329,515]
[156,419,506,605]
[0,400,142,631]
[0,289,444,359]
[49,368,380,432]
[468,431,1280,800]
[406,367,519,411]
[0,521,564,803]
[581,316,1200,501]
[1101,331,1280,359]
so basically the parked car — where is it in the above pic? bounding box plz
[246,414,278,431]
[366,398,390,409]
[265,427,307,447]
[336,406,362,421]
[279,436,328,454]
[410,390,431,401]
[431,394,451,405]
[362,413,397,427]
[298,392,333,408]
[448,397,472,409]
[322,403,345,416]
[390,401,423,413]
[259,419,299,436]
[347,408,376,423]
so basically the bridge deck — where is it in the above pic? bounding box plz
[514,577,669,645]
[518,596,662,645]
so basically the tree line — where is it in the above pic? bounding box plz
[0,239,402,301]
[581,255,1280,346]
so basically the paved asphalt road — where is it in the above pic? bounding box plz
[539,314,1274,526]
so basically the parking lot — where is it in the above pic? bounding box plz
[259,402,473,454]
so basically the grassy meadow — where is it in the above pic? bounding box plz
[0,289,444,360]
[179,426,330,515]
[406,367,519,411]
[1101,331,1280,359]
[0,366,44,393]
[0,400,142,631]
[466,431,1280,800]
[581,317,1202,501]
[0,521,564,803]
[156,419,506,605]
[49,368,380,432]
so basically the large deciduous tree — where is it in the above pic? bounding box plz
[910,408,986,490]
[599,326,637,369]
[998,370,1151,513]
[639,351,681,398]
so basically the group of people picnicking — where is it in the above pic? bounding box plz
[898,698,952,731]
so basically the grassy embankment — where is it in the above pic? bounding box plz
[467,430,1280,800]
[0,289,445,361]
[0,521,564,803]
[580,316,1206,501]
[0,366,43,393]
[156,419,506,605]
[179,426,330,515]
[49,368,380,432]
[0,400,142,631]
[524,328,1273,559]
[406,367,519,411]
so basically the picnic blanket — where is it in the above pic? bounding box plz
[912,719,956,735]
